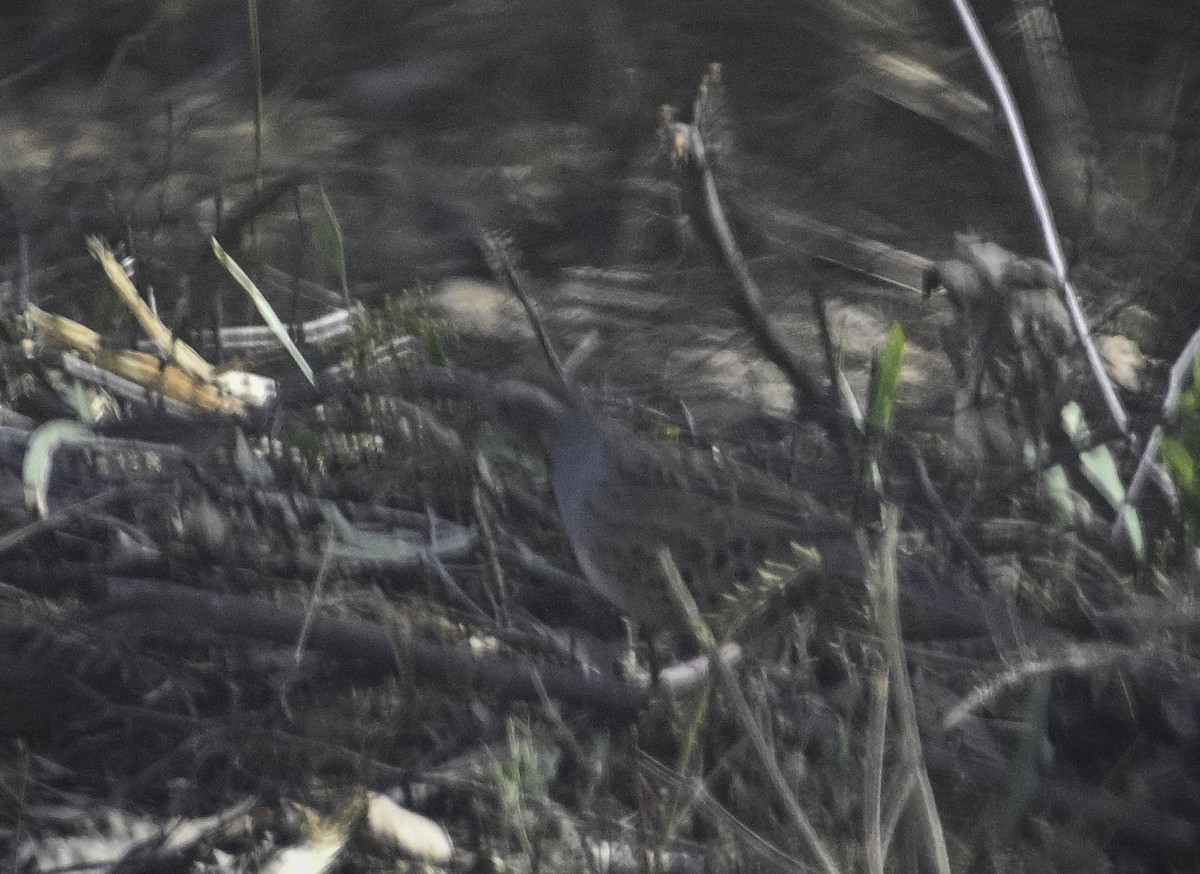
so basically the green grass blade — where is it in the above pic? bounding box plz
[313,184,351,305]
[212,238,316,386]
[869,324,906,430]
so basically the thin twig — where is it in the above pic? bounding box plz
[1160,322,1200,424]
[866,505,951,874]
[471,480,509,624]
[117,702,413,787]
[562,329,601,378]
[682,124,824,409]
[18,233,31,309]
[880,771,916,861]
[424,503,488,618]
[1112,319,1200,541]
[810,282,844,410]
[293,532,336,667]
[0,487,128,557]
[681,92,981,578]
[943,642,1139,730]
[480,232,569,387]
[658,548,842,874]
[685,113,866,498]
[811,281,861,476]
[891,431,989,583]
[638,752,808,872]
[948,0,1129,437]
[246,0,264,195]
[863,671,889,874]
[281,531,337,721]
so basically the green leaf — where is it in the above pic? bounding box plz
[1077,442,1145,560]
[1041,463,1075,524]
[1060,401,1085,441]
[1180,386,1200,416]
[1078,443,1127,510]
[312,184,350,305]
[23,419,91,518]
[1162,436,1198,494]
[1063,403,1143,559]
[868,324,905,430]
[212,238,316,386]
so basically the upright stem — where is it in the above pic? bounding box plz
[948,0,1130,436]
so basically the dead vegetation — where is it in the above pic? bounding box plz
[1,1,1200,872]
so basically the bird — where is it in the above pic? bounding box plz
[492,380,861,633]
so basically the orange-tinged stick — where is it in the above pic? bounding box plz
[87,237,216,383]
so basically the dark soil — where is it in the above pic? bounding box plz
[2,2,1200,872]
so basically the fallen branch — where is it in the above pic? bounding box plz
[99,576,650,718]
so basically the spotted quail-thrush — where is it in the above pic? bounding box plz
[495,382,861,631]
